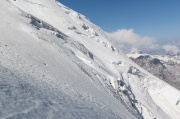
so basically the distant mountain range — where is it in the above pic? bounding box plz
[127,51,180,90]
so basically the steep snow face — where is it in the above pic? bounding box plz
[0,1,135,119]
[1,0,180,118]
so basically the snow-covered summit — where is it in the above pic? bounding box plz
[0,0,180,118]
[129,49,143,54]
[127,52,180,65]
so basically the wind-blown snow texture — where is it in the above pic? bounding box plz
[0,0,180,119]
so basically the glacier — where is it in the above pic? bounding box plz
[0,0,180,118]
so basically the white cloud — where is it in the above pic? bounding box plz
[107,29,158,52]
[107,29,180,55]
[163,45,180,54]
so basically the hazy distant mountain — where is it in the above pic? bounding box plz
[128,52,180,90]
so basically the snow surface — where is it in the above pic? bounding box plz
[0,0,180,118]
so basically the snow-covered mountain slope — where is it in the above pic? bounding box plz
[127,52,180,90]
[0,1,135,119]
[0,0,180,118]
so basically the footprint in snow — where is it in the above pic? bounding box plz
[43,63,48,66]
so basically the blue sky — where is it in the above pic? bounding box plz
[58,0,180,54]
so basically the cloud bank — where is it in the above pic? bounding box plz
[107,29,179,54]
[163,45,180,54]
[108,29,156,47]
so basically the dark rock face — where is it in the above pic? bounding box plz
[129,55,180,90]
[150,58,162,65]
